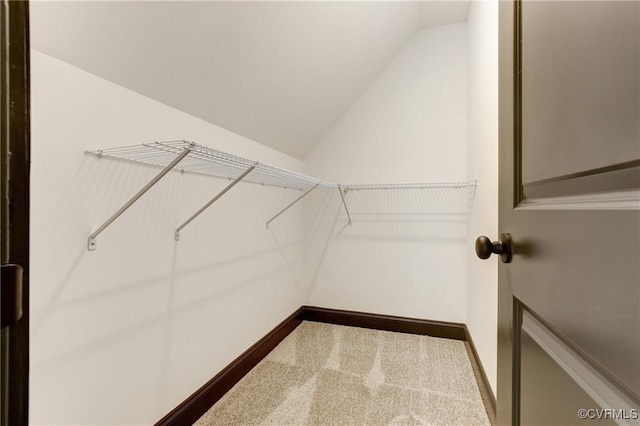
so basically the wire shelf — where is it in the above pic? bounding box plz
[87,140,334,191]
[341,181,477,216]
[341,181,477,191]
[85,140,477,249]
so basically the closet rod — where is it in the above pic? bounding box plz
[338,185,352,226]
[175,164,256,241]
[88,145,193,251]
[266,182,320,230]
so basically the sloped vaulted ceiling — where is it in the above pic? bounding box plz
[30,1,470,159]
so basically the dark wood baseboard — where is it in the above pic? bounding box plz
[155,307,303,426]
[157,305,496,425]
[301,305,467,340]
[302,306,496,424]
[464,326,497,425]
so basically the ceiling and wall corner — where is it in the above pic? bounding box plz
[302,22,469,322]
[29,1,470,159]
[27,3,501,424]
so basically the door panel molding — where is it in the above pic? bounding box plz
[524,160,640,190]
[521,161,640,206]
[513,0,640,210]
[522,310,640,418]
[518,189,640,210]
[520,1,639,185]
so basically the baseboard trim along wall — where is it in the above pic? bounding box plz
[302,306,496,423]
[155,308,304,426]
[301,305,467,340]
[464,327,498,425]
[156,305,496,425]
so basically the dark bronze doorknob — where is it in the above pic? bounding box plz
[475,233,512,263]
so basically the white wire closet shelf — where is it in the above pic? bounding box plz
[88,140,334,191]
[339,182,477,218]
[85,140,477,251]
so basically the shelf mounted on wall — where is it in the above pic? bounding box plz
[87,143,194,251]
[337,181,478,230]
[266,182,320,230]
[86,140,334,250]
[175,164,257,241]
[86,140,477,250]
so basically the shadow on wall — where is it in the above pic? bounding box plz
[335,186,474,242]
[31,242,300,338]
[266,186,476,302]
[32,154,308,338]
[31,153,315,421]
[300,185,475,244]
[31,152,474,422]
[267,187,337,301]
[30,245,296,370]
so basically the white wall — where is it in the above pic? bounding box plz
[303,24,469,322]
[31,13,499,424]
[30,50,307,425]
[466,0,499,395]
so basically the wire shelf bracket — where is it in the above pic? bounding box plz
[175,164,256,241]
[87,144,193,251]
[266,182,320,230]
[338,185,352,226]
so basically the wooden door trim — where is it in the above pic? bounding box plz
[513,0,524,208]
[498,0,519,423]
[1,1,31,425]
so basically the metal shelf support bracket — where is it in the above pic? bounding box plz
[266,182,320,230]
[338,185,352,226]
[175,164,256,241]
[88,145,193,251]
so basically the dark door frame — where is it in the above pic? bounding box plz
[1,1,30,425]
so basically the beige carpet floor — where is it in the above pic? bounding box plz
[195,321,490,426]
